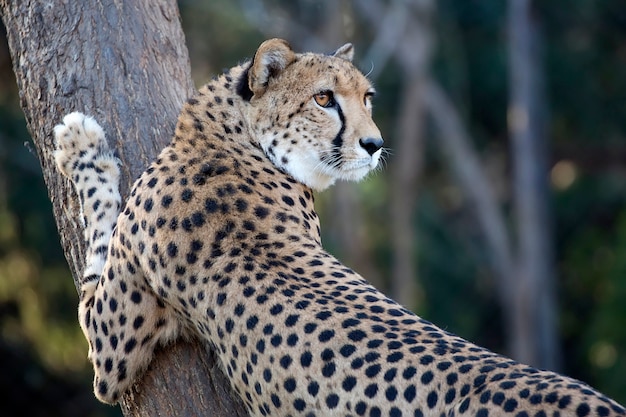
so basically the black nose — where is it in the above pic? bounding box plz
[359,137,384,156]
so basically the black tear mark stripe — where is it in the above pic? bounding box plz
[332,103,346,163]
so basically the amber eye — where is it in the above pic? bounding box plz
[364,91,375,106]
[314,91,335,108]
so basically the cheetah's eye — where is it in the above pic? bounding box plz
[314,91,335,108]
[364,91,375,106]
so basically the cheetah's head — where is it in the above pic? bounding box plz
[240,39,384,191]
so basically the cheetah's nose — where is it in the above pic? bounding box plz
[359,137,384,156]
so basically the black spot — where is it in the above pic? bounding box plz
[355,402,367,415]
[293,399,306,412]
[98,380,108,395]
[340,344,356,357]
[167,242,178,257]
[318,329,335,342]
[133,316,144,330]
[389,407,402,417]
[205,198,219,213]
[254,206,270,219]
[384,368,397,382]
[181,188,194,202]
[144,198,154,212]
[235,199,248,212]
[225,318,234,333]
[104,358,113,373]
[124,338,137,353]
[596,406,610,417]
[161,195,173,208]
[576,404,591,417]
[308,381,320,397]
[256,339,265,353]
[404,385,416,402]
[480,390,492,404]
[300,351,312,367]
[558,395,571,409]
[365,364,381,378]
[287,334,298,346]
[421,370,434,385]
[427,391,438,408]
[385,386,398,401]
[280,355,292,369]
[285,314,299,327]
[364,383,378,398]
[270,304,283,315]
[322,362,337,378]
[387,352,404,363]
[544,392,558,404]
[284,378,297,393]
[270,334,282,347]
[503,398,518,412]
[326,394,339,409]
[130,291,142,304]
[191,211,206,227]
[445,388,456,404]
[234,303,245,316]
[347,329,367,342]
[420,355,434,365]
[447,372,458,385]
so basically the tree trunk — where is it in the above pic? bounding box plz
[508,0,559,370]
[389,75,425,308]
[0,1,248,415]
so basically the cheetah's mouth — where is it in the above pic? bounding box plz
[335,156,380,180]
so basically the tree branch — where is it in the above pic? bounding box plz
[422,80,515,301]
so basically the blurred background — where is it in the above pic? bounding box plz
[1,0,625,415]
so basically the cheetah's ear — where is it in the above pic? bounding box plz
[332,43,354,62]
[249,38,296,98]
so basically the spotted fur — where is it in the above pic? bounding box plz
[54,39,624,417]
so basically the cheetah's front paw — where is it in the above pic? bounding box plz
[53,112,119,181]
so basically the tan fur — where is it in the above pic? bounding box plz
[54,40,624,416]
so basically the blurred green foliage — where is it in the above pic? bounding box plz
[0,0,624,414]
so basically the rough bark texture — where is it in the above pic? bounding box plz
[0,0,248,415]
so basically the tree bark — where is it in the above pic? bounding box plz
[0,1,248,415]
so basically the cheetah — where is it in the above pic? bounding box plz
[54,39,625,417]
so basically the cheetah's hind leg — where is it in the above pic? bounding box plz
[54,112,121,290]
